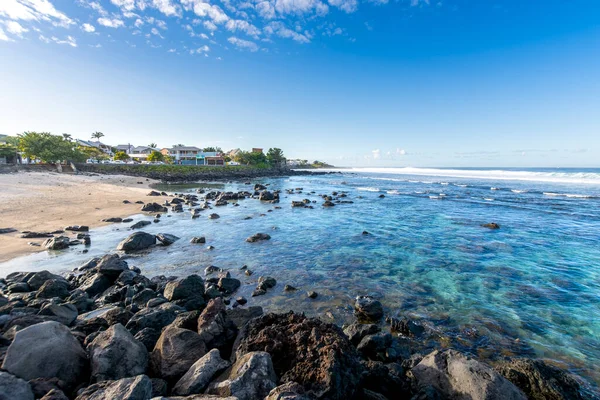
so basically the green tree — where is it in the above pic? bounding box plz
[173,143,185,147]
[266,148,285,165]
[18,132,85,164]
[147,150,164,162]
[0,143,18,159]
[202,147,223,153]
[234,150,267,166]
[114,151,130,161]
[148,143,157,148]
[79,145,108,160]
[91,131,104,142]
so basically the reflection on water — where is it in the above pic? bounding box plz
[2,171,600,390]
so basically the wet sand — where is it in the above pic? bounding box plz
[0,171,159,262]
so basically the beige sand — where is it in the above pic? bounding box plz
[0,171,161,262]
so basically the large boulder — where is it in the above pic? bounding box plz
[233,312,363,399]
[150,326,207,382]
[172,349,231,395]
[411,350,526,400]
[354,296,384,322]
[26,271,67,291]
[96,254,129,279]
[197,298,236,353]
[494,358,587,400]
[266,382,310,400]
[156,233,180,246]
[206,351,277,400]
[117,232,156,252]
[74,374,152,400]
[39,303,78,326]
[43,236,71,250]
[126,304,179,335]
[36,279,70,299]
[246,233,271,243]
[89,324,149,382]
[0,371,34,400]
[164,275,204,301]
[2,321,87,390]
[80,273,112,297]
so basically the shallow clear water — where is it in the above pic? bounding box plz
[2,168,600,391]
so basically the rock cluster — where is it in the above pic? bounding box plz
[0,265,592,400]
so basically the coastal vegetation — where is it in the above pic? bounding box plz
[113,151,130,161]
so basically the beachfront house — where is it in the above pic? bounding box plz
[77,139,114,156]
[195,151,225,166]
[162,146,201,164]
[128,146,158,161]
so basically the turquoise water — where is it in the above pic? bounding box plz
[2,167,600,391]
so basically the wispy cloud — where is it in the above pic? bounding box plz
[228,36,259,52]
[0,0,74,27]
[39,34,77,47]
[81,23,96,32]
[97,17,125,28]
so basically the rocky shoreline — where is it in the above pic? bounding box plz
[73,164,337,183]
[0,185,596,400]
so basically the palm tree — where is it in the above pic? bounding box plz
[148,142,157,148]
[62,133,72,141]
[91,131,104,142]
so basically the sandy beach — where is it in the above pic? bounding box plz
[0,171,160,262]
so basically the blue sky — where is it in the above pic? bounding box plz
[0,0,599,167]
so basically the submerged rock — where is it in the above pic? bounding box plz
[43,236,71,250]
[482,222,501,229]
[412,350,526,400]
[246,233,271,243]
[156,233,180,246]
[354,296,384,322]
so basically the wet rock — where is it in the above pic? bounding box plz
[258,276,277,290]
[117,232,156,252]
[495,358,586,400]
[204,265,221,275]
[412,350,526,400]
[208,213,220,219]
[164,275,205,301]
[96,254,129,279]
[386,316,425,337]
[156,233,179,246]
[2,321,87,390]
[19,232,53,239]
[150,325,207,383]
[102,217,123,223]
[141,202,167,213]
[0,371,34,400]
[343,323,381,346]
[89,324,148,382]
[246,233,271,243]
[354,296,384,322]
[65,225,89,232]
[307,291,318,299]
[360,360,410,399]
[190,237,206,244]
[0,227,18,234]
[206,351,277,400]
[131,289,157,308]
[284,285,297,291]
[482,222,501,229]
[235,297,247,306]
[254,184,267,191]
[218,277,241,294]
[322,201,335,207]
[259,191,275,201]
[74,374,152,400]
[39,303,78,326]
[233,312,362,399]
[36,279,70,299]
[266,382,309,400]
[130,220,152,230]
[172,349,231,395]
[147,191,161,196]
[43,236,71,250]
[356,333,393,361]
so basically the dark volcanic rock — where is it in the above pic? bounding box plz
[125,304,178,335]
[74,374,152,400]
[164,275,205,301]
[482,222,501,229]
[0,371,34,400]
[2,321,87,390]
[150,325,207,383]
[246,233,271,243]
[65,225,89,232]
[156,233,180,246]
[172,348,231,395]
[141,202,167,212]
[117,232,156,252]
[96,254,129,279]
[129,220,152,230]
[234,312,363,399]
[190,236,206,244]
[43,236,71,250]
[36,279,70,299]
[495,358,587,400]
[343,323,381,346]
[354,296,384,322]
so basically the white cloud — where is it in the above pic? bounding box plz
[274,0,328,16]
[190,44,209,54]
[150,27,164,38]
[225,19,260,37]
[155,19,167,29]
[168,48,176,52]
[77,1,108,16]
[372,149,380,159]
[150,0,181,17]
[199,32,209,39]
[396,148,406,155]
[110,0,136,11]
[255,1,275,19]
[181,0,229,24]
[4,20,29,37]
[98,17,125,28]
[265,21,310,43]
[81,23,95,32]
[228,36,258,52]
[0,0,74,27]
[203,20,217,31]
[328,0,357,12]
[134,18,144,27]
[39,34,77,47]
[0,27,13,41]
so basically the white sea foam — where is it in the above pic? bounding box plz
[357,187,380,192]
[350,167,600,185]
[543,192,596,199]
[484,198,494,201]
[511,189,526,193]
[386,190,401,195]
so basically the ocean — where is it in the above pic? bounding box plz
[2,167,600,391]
